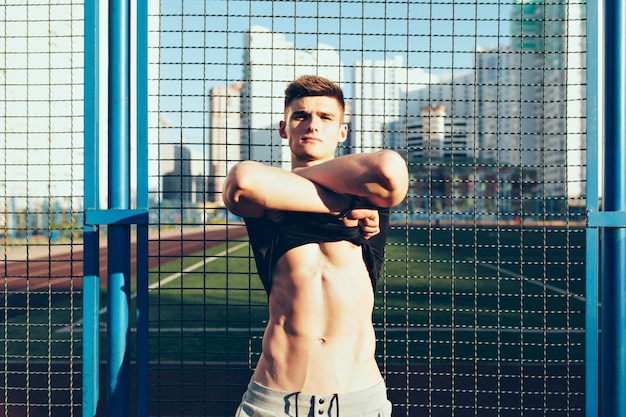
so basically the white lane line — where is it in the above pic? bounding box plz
[145,241,248,292]
[478,262,586,303]
[56,241,249,333]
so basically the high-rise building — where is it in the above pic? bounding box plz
[508,0,586,200]
[161,144,207,204]
[418,105,447,158]
[475,46,504,163]
[209,83,243,204]
[399,71,477,160]
[0,1,162,209]
[542,0,586,201]
[475,0,585,204]
[504,0,548,169]
[0,4,83,208]
[242,26,343,169]
[404,104,475,160]
[352,57,429,153]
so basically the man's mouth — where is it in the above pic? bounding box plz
[301,136,321,142]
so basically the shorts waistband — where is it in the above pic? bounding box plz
[243,378,388,416]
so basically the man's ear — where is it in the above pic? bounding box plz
[279,120,288,139]
[338,123,348,142]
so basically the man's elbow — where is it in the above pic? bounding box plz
[222,161,262,213]
[373,150,409,208]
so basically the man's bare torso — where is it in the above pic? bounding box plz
[252,239,383,394]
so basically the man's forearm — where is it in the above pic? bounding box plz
[294,150,409,208]
[223,160,353,217]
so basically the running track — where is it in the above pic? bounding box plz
[1,225,247,294]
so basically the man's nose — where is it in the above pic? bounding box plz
[307,115,320,131]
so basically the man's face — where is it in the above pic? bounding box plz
[279,96,348,166]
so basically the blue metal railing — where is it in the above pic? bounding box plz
[82,0,101,415]
[586,1,626,416]
[135,0,150,415]
[600,0,626,415]
[106,0,132,414]
[83,0,149,415]
[585,0,601,415]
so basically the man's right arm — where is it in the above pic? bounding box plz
[222,160,352,218]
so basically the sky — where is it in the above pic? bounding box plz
[156,0,515,144]
[0,0,517,203]
[158,0,515,67]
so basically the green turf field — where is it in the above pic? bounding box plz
[2,225,586,366]
[145,225,586,365]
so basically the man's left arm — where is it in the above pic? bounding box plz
[294,150,409,208]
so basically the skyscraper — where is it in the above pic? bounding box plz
[508,0,586,201]
[161,144,207,204]
[352,57,429,153]
[210,83,243,204]
[474,46,501,163]
[0,3,82,208]
[543,0,586,201]
[400,71,477,160]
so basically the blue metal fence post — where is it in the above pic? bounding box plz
[107,0,132,415]
[585,0,601,416]
[83,0,149,414]
[602,0,626,415]
[135,0,150,415]
[83,0,101,415]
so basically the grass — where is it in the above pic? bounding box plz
[146,224,586,364]
[2,224,586,366]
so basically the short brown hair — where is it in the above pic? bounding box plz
[284,75,345,113]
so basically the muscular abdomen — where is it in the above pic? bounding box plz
[252,240,382,394]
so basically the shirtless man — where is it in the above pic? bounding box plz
[223,75,409,417]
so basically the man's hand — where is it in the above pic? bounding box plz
[342,208,380,239]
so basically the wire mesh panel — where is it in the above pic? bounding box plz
[147,0,587,416]
[0,0,589,416]
[1,2,84,416]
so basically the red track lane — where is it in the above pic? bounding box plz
[1,225,247,293]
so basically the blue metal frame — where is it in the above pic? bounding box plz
[85,208,148,226]
[588,0,626,415]
[601,0,626,415]
[83,1,149,415]
[585,0,601,415]
[135,0,150,415]
[106,0,132,415]
[83,0,101,415]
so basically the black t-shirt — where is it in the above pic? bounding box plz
[244,209,390,296]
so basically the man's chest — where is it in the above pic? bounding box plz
[274,240,365,275]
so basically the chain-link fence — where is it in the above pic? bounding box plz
[147,1,586,416]
[1,1,591,416]
[1,2,84,416]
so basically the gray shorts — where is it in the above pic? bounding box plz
[235,378,392,417]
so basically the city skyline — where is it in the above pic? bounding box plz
[204,1,585,203]
[157,0,514,142]
[1,0,586,212]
